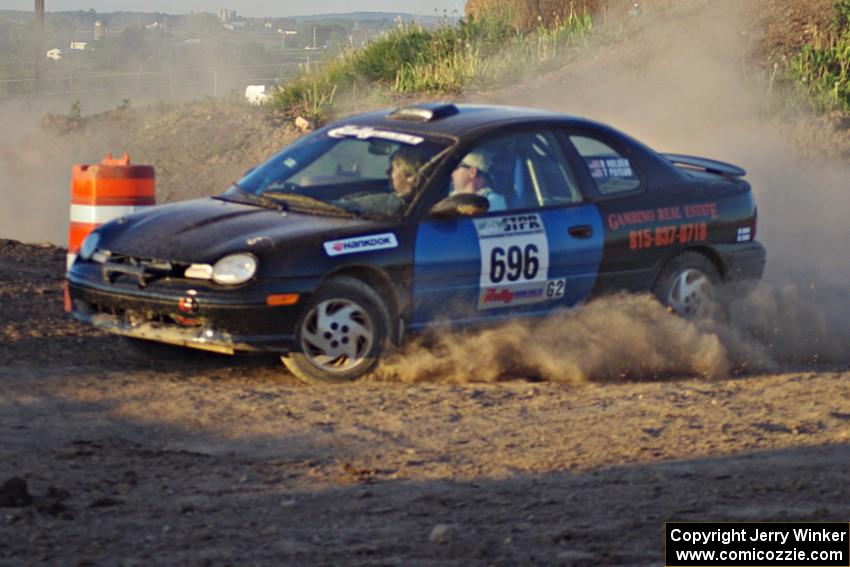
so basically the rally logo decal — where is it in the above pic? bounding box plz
[327,125,424,145]
[324,233,398,257]
[474,214,562,310]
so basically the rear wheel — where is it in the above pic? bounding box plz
[282,276,390,384]
[652,252,723,320]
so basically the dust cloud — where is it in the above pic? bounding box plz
[379,0,850,384]
[0,33,271,245]
[0,100,71,245]
[489,0,850,285]
[376,294,733,384]
[0,94,122,246]
[377,285,850,384]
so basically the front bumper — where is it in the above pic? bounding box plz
[68,266,308,354]
[73,308,260,354]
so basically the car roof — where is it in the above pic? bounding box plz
[338,103,605,138]
[330,103,681,186]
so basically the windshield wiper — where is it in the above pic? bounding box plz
[214,183,292,212]
[215,183,261,205]
[260,190,354,217]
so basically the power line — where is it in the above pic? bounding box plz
[0,61,304,84]
[0,72,296,101]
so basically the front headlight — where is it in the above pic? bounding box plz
[79,231,100,261]
[212,253,257,285]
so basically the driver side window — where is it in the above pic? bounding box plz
[445,130,582,216]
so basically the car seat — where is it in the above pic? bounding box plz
[510,156,537,210]
[484,150,516,208]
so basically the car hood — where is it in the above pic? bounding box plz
[97,197,386,263]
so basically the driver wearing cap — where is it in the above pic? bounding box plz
[449,151,507,212]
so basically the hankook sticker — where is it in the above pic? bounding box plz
[324,233,399,257]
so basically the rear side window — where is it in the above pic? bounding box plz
[570,135,640,195]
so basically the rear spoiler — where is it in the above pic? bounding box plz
[662,154,746,178]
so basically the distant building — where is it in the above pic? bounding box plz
[46,48,62,60]
[93,20,107,40]
[218,9,237,22]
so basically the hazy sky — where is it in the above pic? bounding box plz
[3,0,466,17]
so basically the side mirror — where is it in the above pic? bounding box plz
[429,193,490,219]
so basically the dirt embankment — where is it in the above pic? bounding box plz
[0,101,300,245]
[1,0,849,247]
[2,1,850,565]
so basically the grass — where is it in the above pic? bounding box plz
[274,0,850,121]
[270,9,593,123]
[788,0,850,113]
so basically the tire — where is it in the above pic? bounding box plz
[652,251,724,321]
[282,276,391,384]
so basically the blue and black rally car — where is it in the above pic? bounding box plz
[68,103,766,383]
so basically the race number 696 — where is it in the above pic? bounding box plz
[490,244,540,283]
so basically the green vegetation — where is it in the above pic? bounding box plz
[272,9,593,122]
[789,0,850,112]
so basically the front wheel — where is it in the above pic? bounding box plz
[282,276,390,384]
[652,252,723,321]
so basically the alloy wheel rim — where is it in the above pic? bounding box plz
[300,299,374,373]
[666,268,714,319]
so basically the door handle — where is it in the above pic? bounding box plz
[568,224,593,239]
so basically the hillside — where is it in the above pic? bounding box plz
[2,0,847,247]
[0,102,300,244]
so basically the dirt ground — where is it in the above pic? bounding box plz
[2,1,850,565]
[2,238,850,566]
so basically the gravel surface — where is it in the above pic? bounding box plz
[2,1,850,565]
[1,239,849,566]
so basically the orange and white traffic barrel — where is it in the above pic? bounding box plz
[67,152,155,270]
[65,153,155,311]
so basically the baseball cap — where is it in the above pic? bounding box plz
[460,151,491,174]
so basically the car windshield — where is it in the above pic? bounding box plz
[222,125,450,218]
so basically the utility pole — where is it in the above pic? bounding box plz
[34,0,45,94]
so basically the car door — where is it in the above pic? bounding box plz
[560,129,672,293]
[410,129,605,329]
